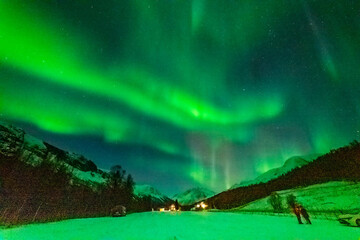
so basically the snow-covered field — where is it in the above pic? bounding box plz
[237,181,360,213]
[1,212,359,240]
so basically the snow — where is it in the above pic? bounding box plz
[0,122,107,185]
[173,187,215,205]
[134,184,170,202]
[237,181,360,212]
[231,155,318,189]
[70,167,106,185]
[1,212,359,240]
[23,134,46,150]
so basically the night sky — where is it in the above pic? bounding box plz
[1,0,360,195]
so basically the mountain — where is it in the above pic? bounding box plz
[173,187,215,205]
[230,155,319,189]
[0,122,189,224]
[0,122,108,186]
[134,184,172,204]
[206,140,360,210]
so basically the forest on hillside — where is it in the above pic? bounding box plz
[206,140,360,209]
[0,141,164,225]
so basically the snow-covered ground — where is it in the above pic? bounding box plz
[1,212,359,240]
[236,181,360,213]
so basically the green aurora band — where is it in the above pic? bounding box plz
[0,0,359,193]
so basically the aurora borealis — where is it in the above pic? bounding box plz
[1,0,360,195]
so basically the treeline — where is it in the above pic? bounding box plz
[0,152,151,225]
[207,140,360,209]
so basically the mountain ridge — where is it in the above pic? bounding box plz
[205,140,360,210]
[0,122,109,187]
[134,184,172,204]
[173,187,215,205]
[230,155,320,189]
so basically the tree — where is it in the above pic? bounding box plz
[124,174,135,205]
[286,194,297,209]
[175,199,179,211]
[108,165,126,189]
[125,174,135,194]
[350,140,359,148]
[268,192,283,213]
[105,165,127,207]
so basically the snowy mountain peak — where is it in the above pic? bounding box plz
[134,184,163,197]
[282,156,309,172]
[134,184,172,204]
[173,187,215,205]
[230,155,318,190]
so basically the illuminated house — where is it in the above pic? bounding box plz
[192,202,207,211]
[170,204,176,211]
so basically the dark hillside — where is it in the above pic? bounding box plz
[207,141,360,209]
[0,124,139,225]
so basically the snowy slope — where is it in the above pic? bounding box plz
[235,181,360,212]
[134,184,172,204]
[0,122,107,186]
[24,133,46,150]
[173,187,215,205]
[70,167,107,185]
[230,156,318,189]
[3,211,360,240]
